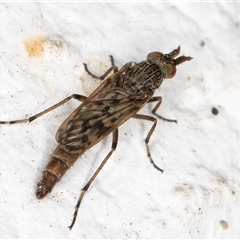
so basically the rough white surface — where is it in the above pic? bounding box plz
[0,2,240,238]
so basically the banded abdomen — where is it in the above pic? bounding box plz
[36,145,80,199]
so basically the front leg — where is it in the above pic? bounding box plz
[83,55,118,80]
[132,113,164,173]
[148,96,177,123]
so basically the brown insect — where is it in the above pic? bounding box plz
[0,46,192,229]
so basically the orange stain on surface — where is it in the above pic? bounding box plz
[24,36,45,57]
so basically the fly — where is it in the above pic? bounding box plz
[0,46,192,229]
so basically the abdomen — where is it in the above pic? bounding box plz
[36,145,80,199]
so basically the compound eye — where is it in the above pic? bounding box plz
[147,52,164,61]
[166,63,176,78]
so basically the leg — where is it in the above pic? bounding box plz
[109,55,115,67]
[68,128,119,230]
[132,114,164,173]
[83,55,118,80]
[0,94,87,125]
[148,96,177,123]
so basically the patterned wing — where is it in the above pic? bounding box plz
[55,87,150,154]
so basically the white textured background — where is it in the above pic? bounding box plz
[0,2,240,238]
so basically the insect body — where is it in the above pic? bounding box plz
[0,46,192,229]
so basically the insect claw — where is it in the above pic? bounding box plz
[68,224,73,231]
